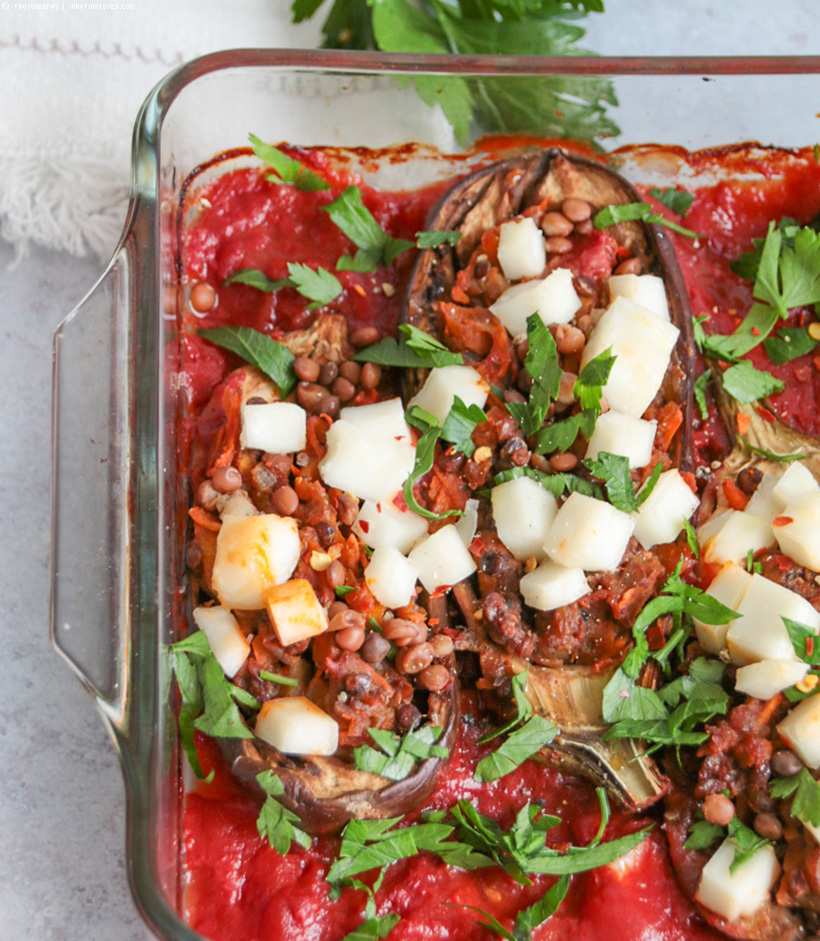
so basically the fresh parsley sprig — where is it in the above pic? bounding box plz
[649,186,695,216]
[491,466,602,500]
[197,324,297,396]
[593,202,702,239]
[406,398,487,458]
[292,0,617,146]
[473,670,558,784]
[450,790,651,881]
[353,726,448,781]
[696,220,820,370]
[505,315,562,437]
[323,185,414,271]
[171,631,256,780]
[352,323,464,369]
[339,877,401,941]
[326,816,490,886]
[256,770,312,854]
[727,818,774,873]
[455,874,569,941]
[249,133,331,191]
[223,262,343,310]
[770,767,820,826]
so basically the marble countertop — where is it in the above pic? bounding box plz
[2,5,819,939]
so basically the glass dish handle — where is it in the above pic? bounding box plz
[51,249,132,724]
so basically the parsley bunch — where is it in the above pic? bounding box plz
[291,0,618,145]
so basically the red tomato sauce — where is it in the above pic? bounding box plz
[185,705,719,941]
[179,141,820,941]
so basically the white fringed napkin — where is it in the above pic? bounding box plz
[0,0,321,261]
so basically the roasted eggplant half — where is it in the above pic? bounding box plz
[186,312,459,834]
[399,148,698,810]
[663,370,820,939]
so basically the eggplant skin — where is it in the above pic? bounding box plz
[217,683,459,835]
[403,147,695,472]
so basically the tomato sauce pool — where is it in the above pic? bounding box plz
[179,142,820,941]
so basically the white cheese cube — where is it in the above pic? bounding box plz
[407,364,489,427]
[408,524,477,594]
[736,659,810,700]
[584,411,657,470]
[693,562,750,654]
[702,510,775,566]
[255,696,339,756]
[489,268,580,337]
[726,573,820,665]
[339,397,412,444]
[497,217,546,281]
[520,562,590,612]
[608,273,670,320]
[264,578,329,647]
[455,499,479,549]
[365,545,418,609]
[240,401,307,454]
[543,492,635,572]
[353,497,429,554]
[695,838,778,923]
[193,606,250,678]
[319,420,416,503]
[580,296,680,419]
[774,494,820,572]
[745,472,782,524]
[633,469,700,550]
[491,477,558,561]
[697,509,732,546]
[778,695,820,769]
[212,514,301,610]
[772,462,819,508]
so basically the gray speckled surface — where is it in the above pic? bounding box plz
[3,5,819,941]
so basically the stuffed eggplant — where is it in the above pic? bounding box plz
[398,148,697,810]
[186,312,459,834]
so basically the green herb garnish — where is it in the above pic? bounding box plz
[593,202,701,239]
[649,186,696,216]
[764,326,819,364]
[415,229,462,248]
[249,133,330,191]
[293,0,616,147]
[721,360,785,404]
[255,770,313,854]
[353,726,448,781]
[505,315,562,436]
[770,767,820,826]
[352,323,464,368]
[693,370,711,420]
[259,670,299,687]
[323,185,414,271]
[739,436,807,463]
[197,325,297,396]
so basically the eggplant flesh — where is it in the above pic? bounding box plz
[403,149,698,811]
[188,311,460,833]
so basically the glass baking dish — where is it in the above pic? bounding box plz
[50,49,820,941]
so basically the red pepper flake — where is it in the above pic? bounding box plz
[429,618,440,627]
[723,479,749,511]
[755,406,776,422]
[353,283,366,297]
[359,520,370,533]
[772,516,794,527]
[808,637,815,657]
[737,413,751,435]
[751,326,761,336]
